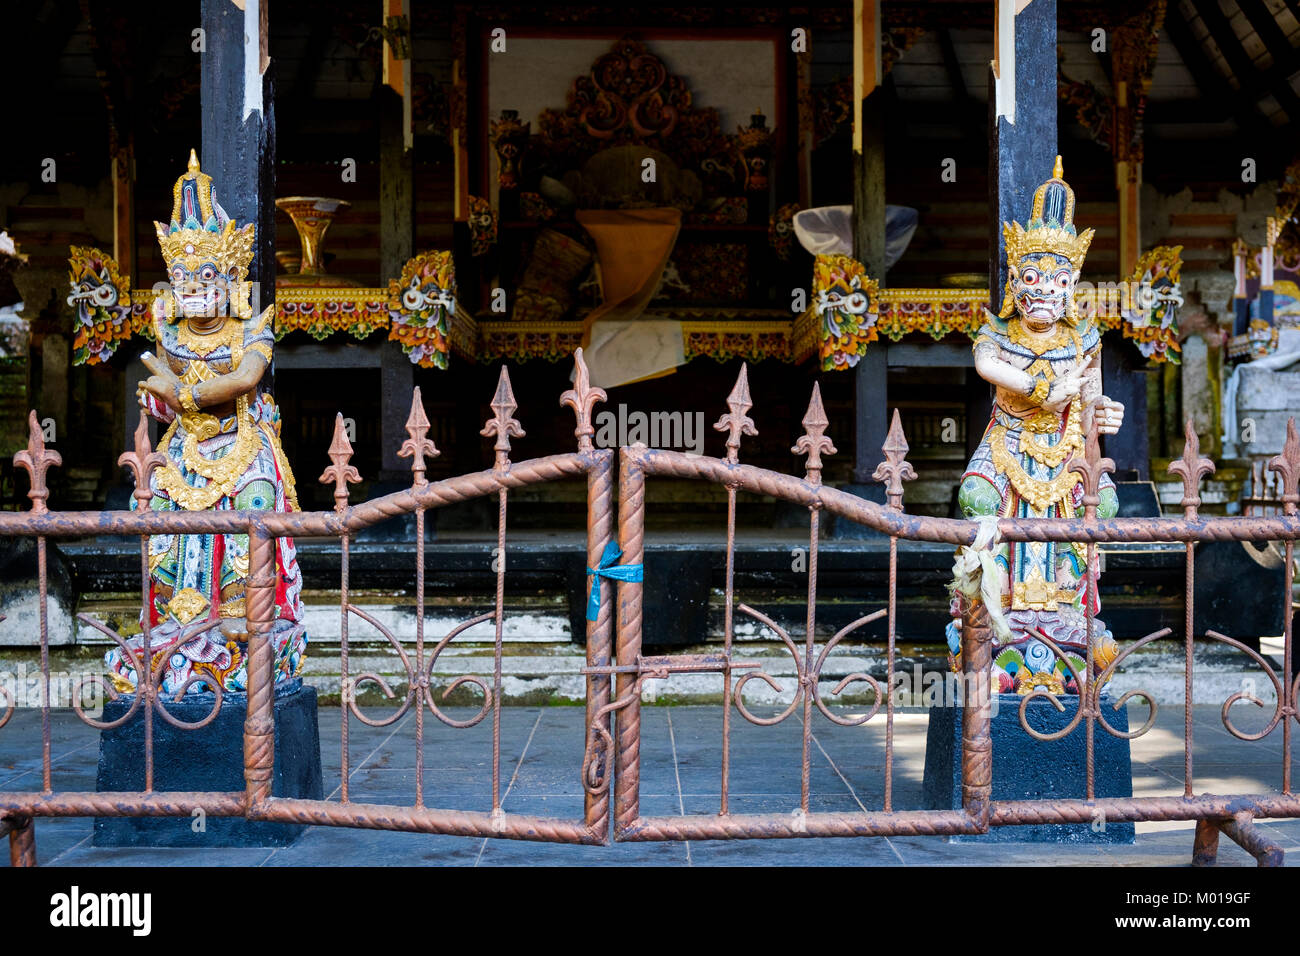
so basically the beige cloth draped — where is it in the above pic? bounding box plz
[577,208,684,389]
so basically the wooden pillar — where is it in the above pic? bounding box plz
[379,0,414,481]
[989,0,1057,310]
[1106,4,1163,476]
[795,27,813,208]
[1113,64,1140,278]
[112,134,136,474]
[451,7,471,223]
[852,0,889,483]
[1114,77,1141,277]
[1110,2,1165,276]
[112,133,136,472]
[200,0,275,323]
[111,136,135,284]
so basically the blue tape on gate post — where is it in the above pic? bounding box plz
[585,542,643,621]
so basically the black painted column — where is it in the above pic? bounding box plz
[200,0,275,316]
[989,0,1056,309]
[852,0,889,484]
[379,83,415,480]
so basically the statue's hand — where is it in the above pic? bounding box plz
[1093,396,1124,436]
[138,351,183,413]
[1042,361,1086,414]
[140,375,182,412]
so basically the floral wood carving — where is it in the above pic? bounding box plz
[536,36,734,176]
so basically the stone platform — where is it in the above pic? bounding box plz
[922,692,1136,843]
[94,678,323,847]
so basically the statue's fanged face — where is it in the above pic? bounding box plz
[169,259,232,318]
[1010,253,1075,324]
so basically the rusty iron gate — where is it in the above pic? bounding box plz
[0,349,1296,866]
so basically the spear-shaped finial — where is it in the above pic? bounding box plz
[319,413,362,512]
[13,411,62,515]
[871,408,917,511]
[397,387,439,487]
[1167,418,1215,520]
[118,413,166,504]
[559,348,606,454]
[480,365,525,469]
[791,382,836,486]
[1268,416,1300,516]
[714,363,757,464]
[1068,425,1115,516]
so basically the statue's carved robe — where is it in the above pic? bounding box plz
[105,304,307,695]
[952,314,1118,693]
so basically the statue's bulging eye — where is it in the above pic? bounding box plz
[1053,271,1070,289]
[171,266,185,283]
[199,265,217,281]
[846,292,869,312]
[1021,269,1040,285]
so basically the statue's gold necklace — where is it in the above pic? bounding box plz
[176,316,238,357]
[989,397,1086,513]
[1008,318,1082,357]
[154,315,261,511]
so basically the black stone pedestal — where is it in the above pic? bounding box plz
[94,679,323,847]
[922,693,1136,843]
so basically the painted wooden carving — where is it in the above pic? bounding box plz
[106,150,308,695]
[949,157,1124,696]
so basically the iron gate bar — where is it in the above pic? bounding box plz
[0,350,618,860]
[604,381,1300,856]
[1,480,1297,543]
[989,795,1300,824]
[0,792,246,816]
[1196,813,1286,867]
[0,350,1298,865]
[611,450,1300,545]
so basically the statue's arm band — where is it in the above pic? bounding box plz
[180,385,201,413]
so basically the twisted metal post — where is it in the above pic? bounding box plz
[243,526,277,808]
[613,446,646,836]
[960,600,993,831]
[5,815,35,867]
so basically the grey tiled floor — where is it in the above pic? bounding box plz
[1,704,1296,866]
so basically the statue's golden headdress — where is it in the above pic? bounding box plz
[154,149,255,280]
[999,155,1094,318]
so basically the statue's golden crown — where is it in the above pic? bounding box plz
[997,156,1094,319]
[154,149,256,278]
[1002,155,1094,272]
